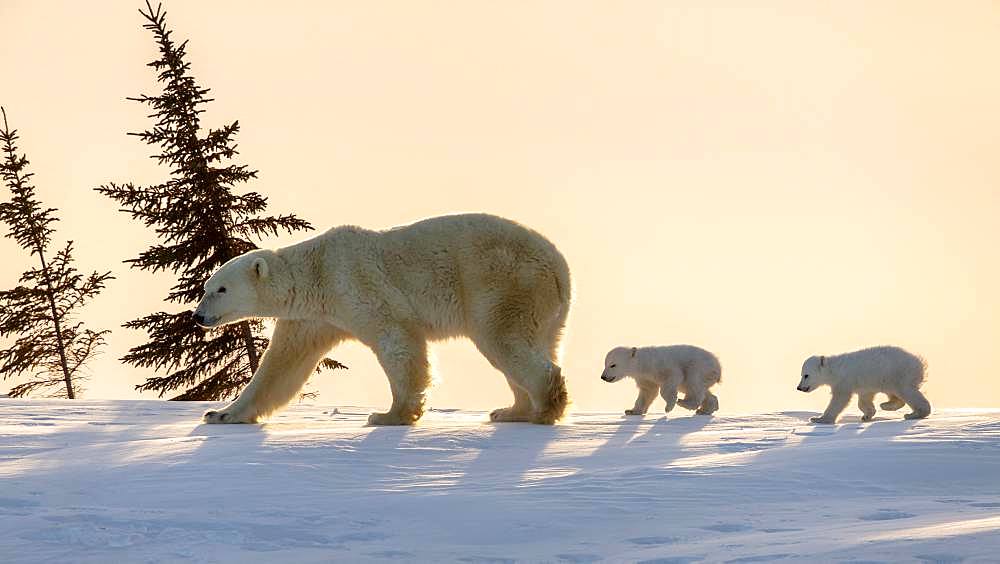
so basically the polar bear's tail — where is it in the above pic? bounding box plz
[533,363,569,425]
[915,354,929,387]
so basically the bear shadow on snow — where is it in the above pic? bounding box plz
[784,410,920,446]
[454,423,562,490]
[357,423,413,450]
[584,414,714,470]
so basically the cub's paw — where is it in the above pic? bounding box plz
[904,411,929,420]
[624,409,646,416]
[696,397,719,416]
[203,409,256,424]
[490,407,532,422]
[861,414,875,422]
[810,416,836,424]
[677,398,700,410]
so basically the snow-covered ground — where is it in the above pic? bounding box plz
[2,401,999,563]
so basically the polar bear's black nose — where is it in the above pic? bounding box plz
[192,312,206,325]
[797,385,809,392]
[601,375,613,382]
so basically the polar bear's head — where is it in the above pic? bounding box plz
[797,355,829,392]
[192,250,283,329]
[600,346,637,383]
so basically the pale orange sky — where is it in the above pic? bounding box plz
[2,1,999,415]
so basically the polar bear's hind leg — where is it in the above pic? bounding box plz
[696,390,719,415]
[901,388,931,420]
[476,330,566,425]
[678,376,707,411]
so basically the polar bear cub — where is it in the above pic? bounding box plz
[797,346,930,424]
[601,345,721,416]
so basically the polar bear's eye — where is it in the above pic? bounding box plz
[609,364,616,368]
[218,287,227,294]
[803,374,809,379]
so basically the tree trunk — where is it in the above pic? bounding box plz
[37,252,74,399]
[240,320,260,374]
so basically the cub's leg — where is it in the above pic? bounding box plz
[626,379,658,416]
[204,320,345,424]
[880,394,905,411]
[696,390,719,415]
[901,388,931,420]
[367,325,431,426]
[857,392,877,422]
[811,388,852,424]
[678,371,707,411]
[660,384,678,414]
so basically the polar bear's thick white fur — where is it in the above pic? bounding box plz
[192,213,571,426]
[797,346,930,424]
[600,345,721,416]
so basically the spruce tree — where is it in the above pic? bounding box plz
[0,107,113,398]
[97,2,342,401]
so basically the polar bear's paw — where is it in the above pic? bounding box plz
[904,410,929,420]
[367,411,418,426]
[203,408,257,424]
[490,407,533,423]
[810,415,836,424]
[624,409,646,416]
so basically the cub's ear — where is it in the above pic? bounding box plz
[252,257,269,280]
[630,347,637,358]
[819,355,826,367]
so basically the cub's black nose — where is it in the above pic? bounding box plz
[797,385,809,392]
[601,375,613,382]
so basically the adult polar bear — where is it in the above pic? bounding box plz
[192,214,571,425]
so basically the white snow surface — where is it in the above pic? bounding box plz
[2,400,999,563]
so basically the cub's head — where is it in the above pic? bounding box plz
[600,346,637,383]
[193,250,280,329]
[797,355,829,392]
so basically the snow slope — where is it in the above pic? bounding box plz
[2,400,999,563]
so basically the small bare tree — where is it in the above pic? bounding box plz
[0,107,113,398]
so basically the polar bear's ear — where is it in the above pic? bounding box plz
[252,257,269,280]
[819,355,826,367]
[630,347,637,358]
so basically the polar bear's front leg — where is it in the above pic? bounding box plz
[368,327,431,426]
[810,388,852,424]
[204,320,344,424]
[625,380,658,416]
